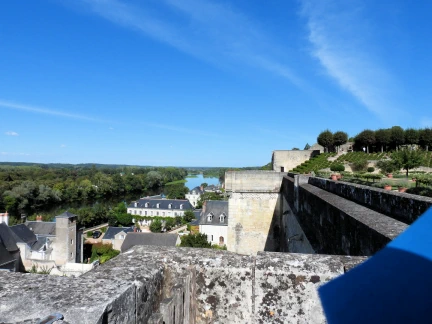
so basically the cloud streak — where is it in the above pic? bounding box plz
[0,99,106,122]
[300,0,401,119]
[5,131,19,136]
[76,0,304,87]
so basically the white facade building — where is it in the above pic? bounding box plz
[198,200,228,246]
[127,198,193,218]
[185,186,204,208]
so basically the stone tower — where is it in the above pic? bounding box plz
[53,211,77,265]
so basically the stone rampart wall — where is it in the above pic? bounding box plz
[282,176,408,256]
[0,245,365,324]
[272,150,320,172]
[225,170,285,192]
[307,177,432,224]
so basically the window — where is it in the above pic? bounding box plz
[207,213,213,222]
[168,204,172,209]
[219,236,224,245]
[219,214,225,223]
[211,235,213,241]
[139,211,142,215]
[174,212,177,216]
[145,202,149,207]
[134,210,137,215]
[157,212,159,216]
[70,252,73,258]
[180,204,183,209]
[70,239,73,245]
[145,211,147,216]
[157,203,160,208]
[120,235,125,239]
[151,211,153,216]
[163,212,165,216]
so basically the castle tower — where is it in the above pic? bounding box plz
[53,211,77,265]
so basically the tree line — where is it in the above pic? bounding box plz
[0,164,187,222]
[317,127,432,153]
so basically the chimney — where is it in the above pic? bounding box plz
[0,211,9,226]
[133,227,137,233]
[202,201,207,214]
[200,186,204,191]
[36,215,43,222]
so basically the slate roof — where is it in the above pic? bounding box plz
[30,236,50,252]
[121,233,179,252]
[199,201,228,226]
[103,227,134,240]
[0,243,15,268]
[0,223,19,252]
[9,224,37,246]
[204,185,220,192]
[25,222,56,236]
[190,210,202,226]
[188,186,204,195]
[128,198,193,210]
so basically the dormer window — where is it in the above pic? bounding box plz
[168,203,172,209]
[180,204,184,210]
[207,213,213,222]
[219,214,226,223]
[145,202,149,208]
[156,203,160,208]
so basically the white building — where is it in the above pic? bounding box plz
[185,186,204,208]
[127,198,193,218]
[199,200,228,246]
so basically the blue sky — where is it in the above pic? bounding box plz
[1,0,431,167]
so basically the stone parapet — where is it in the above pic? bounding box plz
[0,246,365,324]
[307,177,432,224]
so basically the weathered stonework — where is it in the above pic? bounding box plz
[307,176,432,224]
[225,171,285,255]
[272,150,320,172]
[0,246,365,324]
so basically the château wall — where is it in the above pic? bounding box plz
[225,171,285,254]
[272,150,320,172]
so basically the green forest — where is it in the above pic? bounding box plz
[0,164,187,225]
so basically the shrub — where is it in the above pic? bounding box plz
[376,160,397,174]
[330,164,345,172]
[352,160,368,172]
[367,167,375,173]
[87,231,93,238]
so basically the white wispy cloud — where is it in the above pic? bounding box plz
[0,99,106,122]
[5,131,19,136]
[60,144,67,148]
[300,0,401,119]
[75,0,303,87]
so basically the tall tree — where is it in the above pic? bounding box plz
[374,128,391,153]
[317,130,334,153]
[355,129,375,153]
[419,128,432,151]
[390,126,405,151]
[404,128,419,148]
[391,149,424,177]
[304,143,311,150]
[333,131,348,152]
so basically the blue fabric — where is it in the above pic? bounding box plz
[319,207,432,324]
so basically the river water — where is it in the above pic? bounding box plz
[184,174,220,190]
[40,175,219,219]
